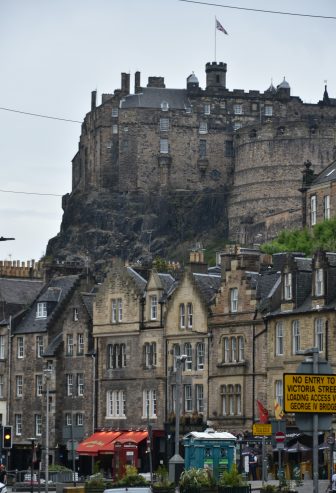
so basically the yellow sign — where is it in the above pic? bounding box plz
[284,373,336,413]
[252,423,272,436]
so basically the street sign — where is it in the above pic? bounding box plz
[283,373,336,413]
[275,431,286,443]
[252,423,272,436]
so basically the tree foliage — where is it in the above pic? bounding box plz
[260,217,336,255]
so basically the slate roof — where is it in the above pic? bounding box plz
[39,287,62,302]
[81,293,95,320]
[13,275,79,334]
[43,332,63,357]
[121,88,191,110]
[310,159,336,186]
[127,267,147,294]
[0,278,44,306]
[193,273,221,304]
[158,273,175,294]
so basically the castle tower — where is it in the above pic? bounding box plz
[205,61,227,89]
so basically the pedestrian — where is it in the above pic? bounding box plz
[0,464,7,484]
[332,471,336,492]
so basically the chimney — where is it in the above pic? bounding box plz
[147,77,165,88]
[135,71,141,93]
[121,72,130,95]
[188,249,208,274]
[91,90,97,111]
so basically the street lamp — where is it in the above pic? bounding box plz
[43,368,53,493]
[169,354,187,484]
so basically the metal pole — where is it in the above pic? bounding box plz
[174,360,181,458]
[262,436,266,483]
[31,439,35,493]
[71,410,76,486]
[329,442,334,493]
[45,379,49,493]
[147,406,153,486]
[312,349,319,493]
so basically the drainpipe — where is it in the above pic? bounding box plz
[7,316,12,425]
[252,313,268,423]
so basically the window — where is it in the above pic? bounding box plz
[111,298,123,323]
[107,343,126,369]
[228,385,234,415]
[251,102,259,112]
[144,342,157,368]
[0,376,3,398]
[238,336,244,361]
[150,295,158,320]
[311,195,317,226]
[76,413,84,426]
[225,140,234,157]
[224,338,230,362]
[143,389,157,418]
[199,122,208,134]
[17,336,24,358]
[0,336,5,359]
[112,124,118,134]
[204,104,211,115]
[77,333,84,355]
[199,139,207,158]
[230,288,238,312]
[275,380,283,408]
[264,105,273,116]
[221,385,227,415]
[179,304,185,328]
[196,384,204,413]
[236,384,242,415]
[66,335,74,356]
[187,303,193,329]
[292,320,300,354]
[275,322,284,355]
[160,118,169,131]
[36,375,43,396]
[184,384,192,412]
[36,336,44,358]
[73,308,79,321]
[106,390,126,418]
[36,302,47,319]
[284,273,292,300]
[315,268,324,296]
[324,195,330,220]
[16,375,23,397]
[65,413,72,426]
[35,414,42,436]
[112,108,119,117]
[161,101,169,111]
[77,373,84,396]
[233,104,243,115]
[184,342,192,371]
[15,414,22,435]
[160,138,169,154]
[173,344,180,371]
[231,338,237,362]
[196,343,204,370]
[66,374,73,396]
[233,122,242,131]
[315,318,324,352]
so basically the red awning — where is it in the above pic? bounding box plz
[76,431,123,456]
[114,431,148,445]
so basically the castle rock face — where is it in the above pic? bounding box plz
[47,63,336,267]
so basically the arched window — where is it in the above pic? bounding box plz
[184,342,192,370]
[187,303,193,329]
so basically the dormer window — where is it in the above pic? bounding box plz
[315,268,324,296]
[284,273,292,300]
[36,302,47,319]
[161,101,169,111]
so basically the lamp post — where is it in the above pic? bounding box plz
[43,369,52,493]
[169,354,187,484]
[27,437,36,493]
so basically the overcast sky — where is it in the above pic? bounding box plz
[1,0,336,262]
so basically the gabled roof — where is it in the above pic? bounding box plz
[158,273,175,295]
[0,278,44,306]
[13,275,80,334]
[310,159,336,187]
[193,273,221,304]
[120,88,190,110]
[126,267,147,294]
[81,293,95,320]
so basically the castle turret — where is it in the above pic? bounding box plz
[276,77,290,99]
[205,61,227,90]
[187,72,199,92]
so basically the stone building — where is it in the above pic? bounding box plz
[8,274,95,470]
[47,63,336,268]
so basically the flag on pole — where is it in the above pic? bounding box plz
[274,399,285,420]
[216,18,228,35]
[256,399,269,423]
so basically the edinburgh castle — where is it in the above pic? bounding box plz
[47,62,336,269]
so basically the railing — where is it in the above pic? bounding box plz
[8,470,80,491]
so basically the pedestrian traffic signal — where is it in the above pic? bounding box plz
[2,426,12,449]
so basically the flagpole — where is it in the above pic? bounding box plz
[214,16,216,61]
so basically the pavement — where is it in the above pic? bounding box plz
[248,479,331,492]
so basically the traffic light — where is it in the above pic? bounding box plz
[2,425,12,449]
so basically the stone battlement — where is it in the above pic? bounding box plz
[0,259,44,279]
